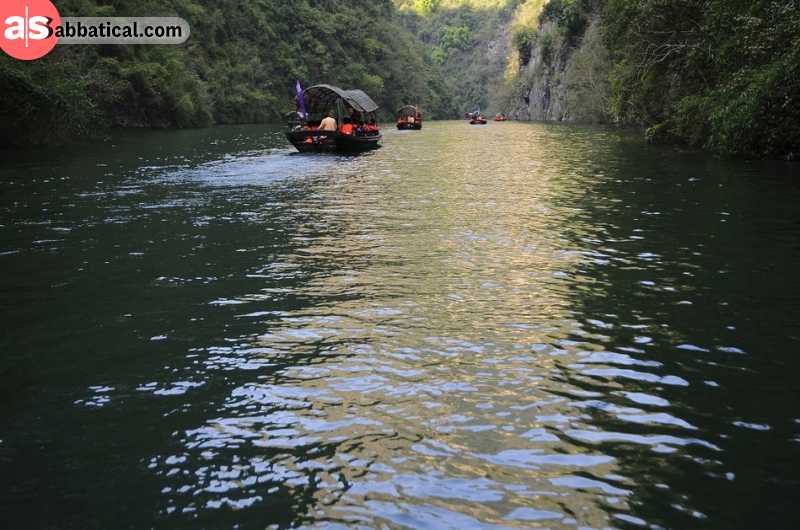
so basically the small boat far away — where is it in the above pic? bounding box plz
[286,83,382,153]
[494,113,508,121]
[469,114,488,125]
[397,105,422,130]
[466,109,488,125]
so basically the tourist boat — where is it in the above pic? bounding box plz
[466,108,487,124]
[494,113,508,121]
[286,84,382,153]
[397,105,422,130]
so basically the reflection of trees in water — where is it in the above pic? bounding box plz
[128,123,800,529]
[552,136,800,529]
[148,123,623,527]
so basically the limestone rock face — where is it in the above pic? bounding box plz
[510,21,568,122]
[509,17,608,124]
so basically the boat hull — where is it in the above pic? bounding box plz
[470,119,487,125]
[286,130,382,153]
[396,122,422,130]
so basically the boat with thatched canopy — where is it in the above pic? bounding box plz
[286,84,382,153]
[396,105,422,130]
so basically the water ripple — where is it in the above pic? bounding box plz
[4,123,800,530]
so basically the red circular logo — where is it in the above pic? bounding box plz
[0,0,60,61]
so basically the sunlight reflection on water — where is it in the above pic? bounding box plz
[3,122,799,530]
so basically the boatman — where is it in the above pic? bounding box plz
[318,115,337,131]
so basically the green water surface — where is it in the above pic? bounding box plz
[1,122,799,530]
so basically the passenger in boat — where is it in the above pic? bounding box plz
[355,119,366,136]
[318,115,337,132]
[303,121,319,143]
[339,117,354,135]
[365,119,379,134]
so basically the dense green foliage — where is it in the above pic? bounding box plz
[603,0,800,158]
[505,0,800,158]
[395,0,517,113]
[0,0,456,146]
[540,0,589,36]
[2,0,797,158]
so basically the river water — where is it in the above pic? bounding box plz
[1,121,799,530]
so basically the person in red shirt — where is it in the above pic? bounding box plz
[339,117,354,135]
[365,118,379,135]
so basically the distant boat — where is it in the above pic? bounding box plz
[285,84,382,153]
[397,105,422,130]
[466,108,487,124]
[494,113,508,121]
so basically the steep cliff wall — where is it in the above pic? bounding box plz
[508,20,566,121]
[503,0,799,158]
[508,15,609,123]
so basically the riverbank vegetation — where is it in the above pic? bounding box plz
[605,0,799,158]
[503,0,800,158]
[0,0,455,147]
[1,0,797,158]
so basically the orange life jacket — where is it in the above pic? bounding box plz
[340,123,354,135]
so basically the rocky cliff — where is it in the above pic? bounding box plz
[508,15,610,124]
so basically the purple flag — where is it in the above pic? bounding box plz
[295,80,307,119]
